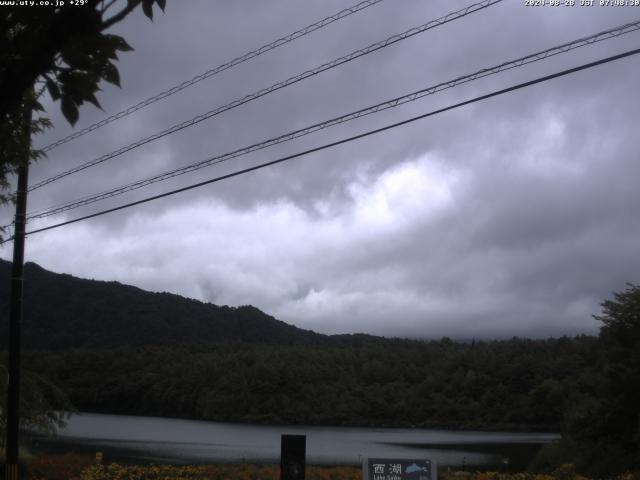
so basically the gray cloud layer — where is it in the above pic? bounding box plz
[2,0,639,338]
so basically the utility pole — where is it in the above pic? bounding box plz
[4,106,31,480]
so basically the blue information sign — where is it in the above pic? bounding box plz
[365,458,434,480]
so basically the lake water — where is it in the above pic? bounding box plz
[29,413,558,470]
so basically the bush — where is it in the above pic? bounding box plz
[28,453,95,480]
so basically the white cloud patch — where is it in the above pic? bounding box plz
[3,99,638,341]
[3,0,639,341]
[9,153,468,335]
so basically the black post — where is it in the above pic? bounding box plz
[280,434,306,480]
[4,107,31,480]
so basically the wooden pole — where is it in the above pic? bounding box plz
[4,105,31,480]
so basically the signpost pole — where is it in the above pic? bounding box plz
[280,434,306,480]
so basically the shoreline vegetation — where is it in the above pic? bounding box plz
[34,409,564,433]
[22,454,639,480]
[21,336,595,433]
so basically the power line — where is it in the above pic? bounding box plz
[26,19,640,221]
[29,0,504,192]
[38,0,387,153]
[13,46,639,242]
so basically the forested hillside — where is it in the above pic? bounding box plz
[2,260,638,473]
[0,259,600,431]
[24,336,598,431]
[0,260,324,349]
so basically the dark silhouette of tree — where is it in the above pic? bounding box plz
[535,284,640,475]
[588,284,640,471]
[1,0,165,442]
[0,362,74,444]
[0,0,166,203]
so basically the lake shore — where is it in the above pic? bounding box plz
[23,412,558,473]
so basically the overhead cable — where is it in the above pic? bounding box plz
[38,0,387,153]
[26,20,640,220]
[29,0,504,192]
[11,46,639,242]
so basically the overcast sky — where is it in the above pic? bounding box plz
[2,0,639,339]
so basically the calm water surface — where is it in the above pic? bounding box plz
[30,413,558,469]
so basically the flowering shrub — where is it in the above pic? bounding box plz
[439,472,635,480]
[24,460,637,480]
[27,453,95,480]
[76,463,361,480]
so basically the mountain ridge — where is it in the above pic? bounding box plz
[0,259,328,350]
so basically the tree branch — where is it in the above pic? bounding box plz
[100,0,119,15]
[100,0,142,31]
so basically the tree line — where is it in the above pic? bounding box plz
[23,336,596,431]
[14,284,640,475]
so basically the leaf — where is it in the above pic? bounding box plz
[61,71,92,103]
[141,0,153,20]
[30,148,47,162]
[32,100,45,112]
[155,0,166,11]
[104,34,134,52]
[46,78,60,101]
[84,91,103,111]
[61,97,79,126]
[103,62,121,88]
[60,43,92,70]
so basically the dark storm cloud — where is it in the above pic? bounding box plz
[2,0,639,338]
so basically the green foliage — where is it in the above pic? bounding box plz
[0,362,74,443]
[535,284,640,476]
[1,0,165,123]
[28,452,95,480]
[23,336,598,432]
[0,91,51,210]
[0,260,603,434]
[74,463,361,480]
[4,260,639,476]
[0,260,325,350]
[0,0,166,205]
